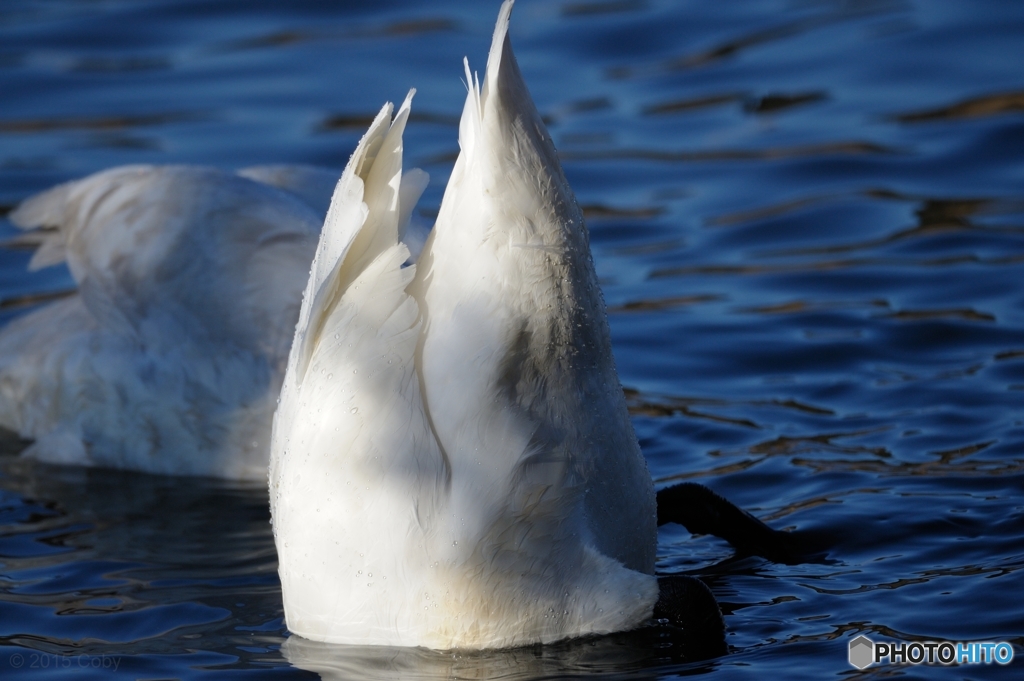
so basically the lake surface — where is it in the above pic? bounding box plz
[1,0,1023,678]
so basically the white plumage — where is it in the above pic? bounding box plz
[0,164,330,478]
[270,0,657,650]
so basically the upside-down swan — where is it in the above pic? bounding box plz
[269,0,807,650]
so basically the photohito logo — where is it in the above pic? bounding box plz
[848,635,1015,669]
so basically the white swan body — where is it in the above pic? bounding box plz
[0,164,329,478]
[270,0,657,650]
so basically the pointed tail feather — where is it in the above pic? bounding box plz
[291,90,421,384]
[482,0,515,106]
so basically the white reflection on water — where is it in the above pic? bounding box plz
[282,628,714,681]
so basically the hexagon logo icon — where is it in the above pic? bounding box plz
[849,635,874,669]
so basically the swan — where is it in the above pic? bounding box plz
[270,0,659,649]
[0,164,339,478]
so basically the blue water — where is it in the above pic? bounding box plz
[2,0,1023,678]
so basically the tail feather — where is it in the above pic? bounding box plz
[291,90,419,384]
[459,58,482,158]
[482,0,514,107]
[346,90,414,287]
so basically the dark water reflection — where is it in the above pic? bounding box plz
[2,0,1024,678]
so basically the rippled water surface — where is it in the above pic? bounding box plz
[2,0,1023,678]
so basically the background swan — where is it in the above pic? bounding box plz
[271,0,657,650]
[0,165,330,478]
